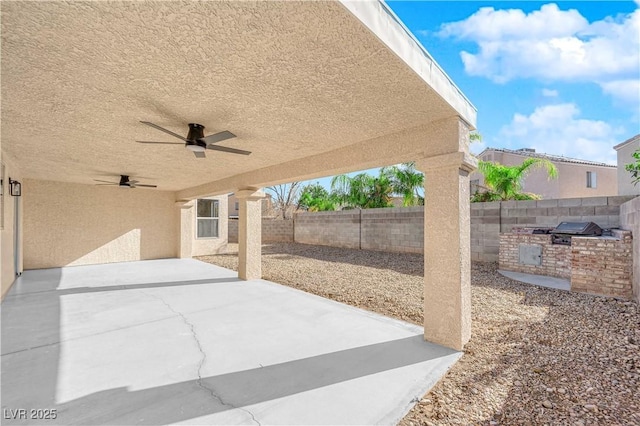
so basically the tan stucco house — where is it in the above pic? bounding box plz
[614,134,640,196]
[471,148,617,199]
[228,192,274,218]
[1,1,478,350]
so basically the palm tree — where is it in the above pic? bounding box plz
[476,158,558,201]
[331,172,393,209]
[381,162,424,206]
[365,174,394,208]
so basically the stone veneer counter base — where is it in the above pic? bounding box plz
[499,229,633,299]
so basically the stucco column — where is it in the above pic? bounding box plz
[417,149,477,351]
[176,200,194,258]
[236,188,264,280]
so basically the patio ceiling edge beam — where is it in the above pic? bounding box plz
[339,0,477,126]
[176,116,469,200]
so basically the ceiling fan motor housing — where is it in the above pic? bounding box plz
[186,123,207,151]
[187,123,205,140]
[118,175,132,188]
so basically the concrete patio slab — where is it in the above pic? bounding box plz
[2,259,460,425]
[498,269,571,291]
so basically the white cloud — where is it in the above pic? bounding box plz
[600,79,640,105]
[439,4,640,103]
[439,4,588,41]
[542,88,558,97]
[499,103,621,164]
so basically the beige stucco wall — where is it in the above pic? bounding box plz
[1,154,23,299]
[617,139,640,196]
[23,179,179,269]
[471,151,617,199]
[228,194,240,217]
[190,196,228,257]
[554,162,617,198]
[228,193,273,218]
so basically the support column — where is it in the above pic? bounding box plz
[176,200,194,258]
[417,143,477,351]
[236,188,264,280]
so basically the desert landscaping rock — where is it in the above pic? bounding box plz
[199,242,640,425]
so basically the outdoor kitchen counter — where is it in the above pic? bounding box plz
[499,228,633,299]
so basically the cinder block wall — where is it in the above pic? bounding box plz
[227,195,636,261]
[499,196,633,232]
[471,202,500,262]
[619,196,640,302]
[228,218,293,243]
[360,207,423,253]
[229,219,238,243]
[294,210,360,249]
[262,219,294,242]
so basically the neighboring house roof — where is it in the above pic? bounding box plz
[478,148,616,168]
[613,134,640,151]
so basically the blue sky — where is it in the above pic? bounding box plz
[301,0,639,192]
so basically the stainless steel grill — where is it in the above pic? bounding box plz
[550,222,603,246]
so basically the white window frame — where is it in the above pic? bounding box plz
[586,171,597,188]
[196,199,219,239]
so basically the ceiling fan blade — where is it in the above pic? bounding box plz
[132,184,158,188]
[193,151,206,158]
[140,121,189,142]
[200,130,236,145]
[135,140,184,145]
[94,179,117,184]
[206,145,251,155]
[128,180,139,184]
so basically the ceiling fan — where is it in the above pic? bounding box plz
[136,121,251,158]
[94,175,157,189]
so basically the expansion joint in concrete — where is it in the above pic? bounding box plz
[143,292,261,426]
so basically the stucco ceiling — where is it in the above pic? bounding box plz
[1,1,475,192]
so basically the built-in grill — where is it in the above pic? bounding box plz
[550,222,603,246]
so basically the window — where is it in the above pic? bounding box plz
[197,199,219,238]
[587,171,597,188]
[234,201,239,211]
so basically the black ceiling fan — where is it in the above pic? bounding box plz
[94,175,157,189]
[136,121,251,158]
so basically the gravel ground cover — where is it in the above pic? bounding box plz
[198,242,640,425]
